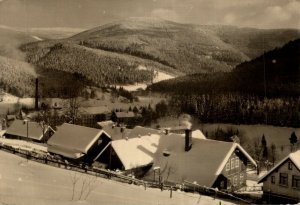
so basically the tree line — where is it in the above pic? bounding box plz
[168,94,300,127]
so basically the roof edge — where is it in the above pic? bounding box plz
[258,154,300,183]
[212,143,257,187]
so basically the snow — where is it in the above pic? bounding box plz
[0,137,47,152]
[31,35,43,41]
[0,150,237,205]
[116,69,175,91]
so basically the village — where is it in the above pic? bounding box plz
[0,1,300,204]
[0,84,299,205]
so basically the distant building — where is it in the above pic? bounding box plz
[111,111,139,127]
[258,150,300,203]
[79,106,111,127]
[108,126,257,189]
[4,119,54,143]
[47,123,111,164]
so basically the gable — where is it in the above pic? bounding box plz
[259,150,300,183]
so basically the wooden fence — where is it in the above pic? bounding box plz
[0,143,253,204]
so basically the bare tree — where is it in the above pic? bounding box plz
[67,97,80,124]
[70,172,80,201]
[70,172,97,201]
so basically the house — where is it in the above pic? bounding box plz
[79,106,111,128]
[108,126,257,189]
[258,150,300,203]
[111,111,137,126]
[4,119,54,143]
[5,114,16,127]
[47,123,111,164]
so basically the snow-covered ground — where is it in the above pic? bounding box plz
[0,137,47,152]
[31,35,43,41]
[116,69,175,91]
[0,150,236,205]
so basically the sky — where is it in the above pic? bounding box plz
[0,0,299,29]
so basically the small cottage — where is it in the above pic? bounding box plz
[47,123,111,164]
[4,119,54,143]
[258,150,300,203]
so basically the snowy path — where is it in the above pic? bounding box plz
[0,150,235,205]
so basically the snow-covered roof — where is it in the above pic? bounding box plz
[111,126,257,187]
[5,119,52,141]
[259,150,300,183]
[47,123,111,155]
[192,130,206,139]
[112,134,160,170]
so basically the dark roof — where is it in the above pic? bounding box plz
[258,150,300,183]
[5,119,50,141]
[115,111,135,118]
[79,106,110,115]
[47,123,110,154]
[112,126,256,187]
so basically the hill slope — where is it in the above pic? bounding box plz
[21,18,300,81]
[150,39,300,97]
[0,55,36,96]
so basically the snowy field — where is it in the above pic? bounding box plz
[0,150,236,205]
[116,69,175,91]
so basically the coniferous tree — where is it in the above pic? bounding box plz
[261,134,268,160]
[289,131,298,151]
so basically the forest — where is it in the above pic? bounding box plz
[149,39,300,127]
[0,56,36,97]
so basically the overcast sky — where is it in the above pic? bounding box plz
[0,0,299,29]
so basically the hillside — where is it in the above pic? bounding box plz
[150,39,300,97]
[0,55,36,97]
[22,18,300,79]
[149,39,300,127]
[0,26,38,60]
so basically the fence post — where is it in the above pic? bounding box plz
[170,187,173,198]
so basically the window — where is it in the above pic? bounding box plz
[235,158,239,168]
[97,139,103,145]
[279,173,288,186]
[240,173,244,184]
[226,162,230,171]
[288,162,293,170]
[233,176,238,186]
[231,158,235,169]
[271,176,275,184]
[292,175,300,188]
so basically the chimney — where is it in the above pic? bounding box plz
[165,128,170,135]
[185,129,192,151]
[35,78,39,110]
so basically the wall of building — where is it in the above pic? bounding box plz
[262,159,300,200]
[221,149,248,190]
[84,133,111,164]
